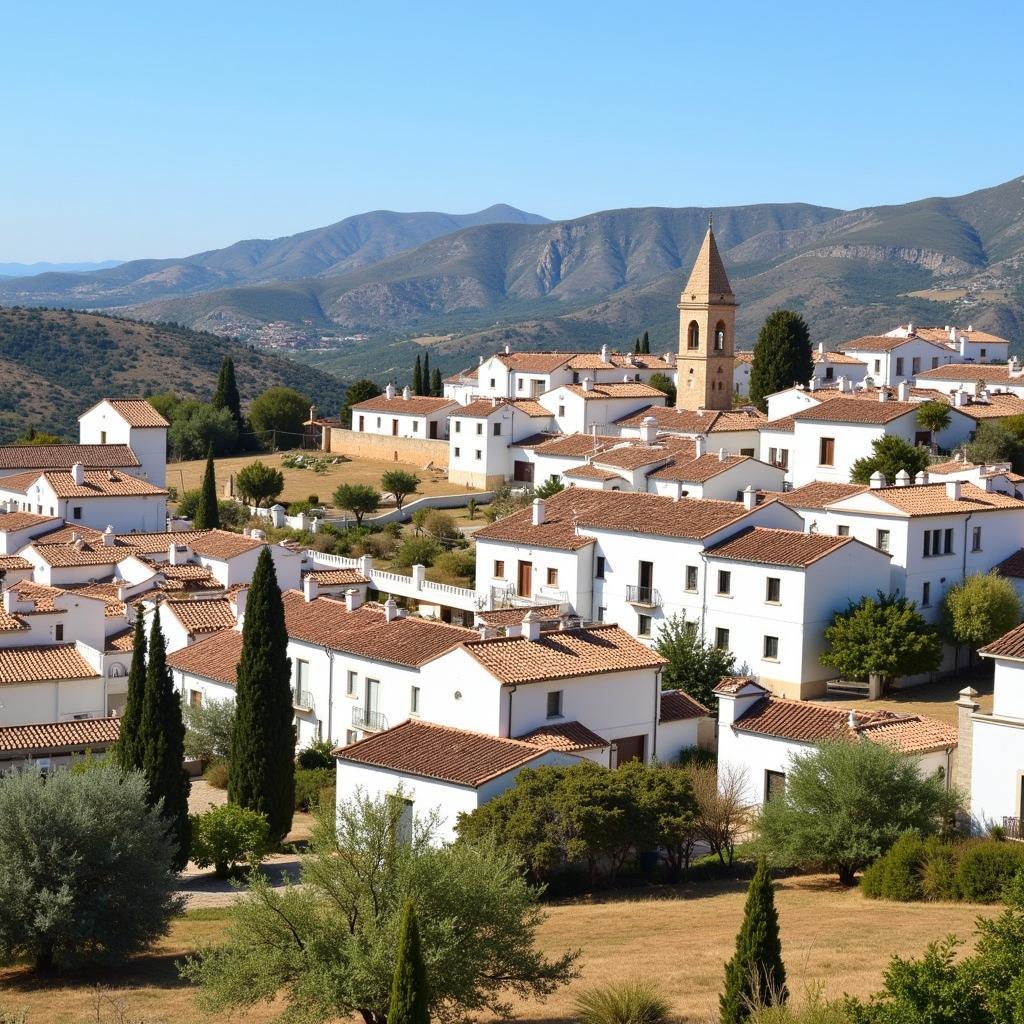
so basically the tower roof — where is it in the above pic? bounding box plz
[681,224,735,303]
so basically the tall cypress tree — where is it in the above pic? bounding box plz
[194,445,220,530]
[430,367,443,397]
[140,610,191,871]
[229,547,295,839]
[641,329,650,354]
[720,860,788,1024]
[212,356,243,431]
[633,337,641,353]
[412,355,423,397]
[389,899,430,1024]
[114,605,147,773]
[421,351,431,396]
[748,310,813,413]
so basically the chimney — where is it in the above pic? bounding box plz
[582,377,592,392]
[344,587,363,612]
[522,609,543,642]
[742,485,756,510]
[878,388,889,403]
[895,469,911,487]
[897,381,910,401]
[718,447,726,462]
[870,471,886,489]
[848,708,859,730]
[477,624,495,640]
[622,374,632,383]
[953,389,967,408]
[837,376,848,393]
[639,416,657,445]
[385,383,396,400]
[402,386,411,401]
[504,344,511,355]
[600,344,609,363]
[303,573,319,602]
[980,387,991,402]
[70,463,85,486]
[817,341,824,355]
[915,470,929,485]
[946,479,962,501]
[384,596,399,622]
[948,325,956,341]
[808,376,817,392]
[959,337,968,358]
[907,323,915,336]
[862,375,873,390]
[101,525,115,547]
[230,586,248,625]
[532,497,545,526]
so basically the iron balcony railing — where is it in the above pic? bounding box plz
[1003,816,1024,840]
[626,584,662,607]
[293,689,314,711]
[352,706,389,732]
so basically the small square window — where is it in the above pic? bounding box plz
[546,567,558,586]
[685,565,698,591]
[837,525,850,537]
[546,690,563,718]
[763,635,779,660]
[410,686,421,714]
[715,627,730,650]
[494,560,505,578]
[717,570,731,595]
[765,577,780,603]
[595,556,605,579]
[638,614,652,637]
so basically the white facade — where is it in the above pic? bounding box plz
[78,400,168,487]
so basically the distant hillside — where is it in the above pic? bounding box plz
[0,205,549,307]
[0,308,347,443]
[0,260,123,277]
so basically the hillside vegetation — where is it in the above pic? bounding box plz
[0,307,347,443]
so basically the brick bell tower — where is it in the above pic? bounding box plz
[676,219,736,410]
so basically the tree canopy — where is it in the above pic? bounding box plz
[342,379,383,427]
[534,475,565,499]
[168,400,240,459]
[236,460,285,507]
[212,356,244,431]
[748,311,813,412]
[194,445,220,529]
[381,470,420,512]
[649,372,677,406]
[850,435,930,485]
[940,572,1022,650]
[249,386,310,446]
[334,482,381,524]
[915,400,952,438]
[655,615,734,707]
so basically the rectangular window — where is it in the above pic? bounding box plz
[412,421,419,433]
[763,635,779,660]
[717,570,731,595]
[837,524,850,536]
[492,421,501,436]
[73,506,82,520]
[474,450,482,461]
[768,447,777,465]
[99,430,107,444]
[876,529,890,552]
[346,670,358,697]
[546,690,563,718]
[546,567,558,586]
[819,437,835,466]
[595,556,606,579]
[376,416,381,428]
[494,560,505,578]
[597,606,606,622]
[455,421,461,432]
[190,690,203,708]
[873,359,881,373]
[558,405,566,417]
[931,357,939,369]
[637,614,652,637]
[972,525,982,551]
[410,686,421,714]
[518,378,525,390]
[454,446,460,457]
[896,357,904,376]
[922,581,931,606]
[825,366,834,380]
[765,577,781,603]
[489,378,496,388]
[476,422,483,435]
[295,659,309,690]
[685,565,699,592]
[765,770,786,803]
[715,627,730,650]
[345,729,358,745]
[944,528,953,553]
[912,357,921,374]
[55,624,64,641]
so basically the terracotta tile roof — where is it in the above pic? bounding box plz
[647,452,748,482]
[281,591,477,667]
[0,469,166,498]
[9,581,65,611]
[660,689,711,721]
[105,627,135,653]
[34,523,104,545]
[714,676,765,695]
[164,598,237,637]
[734,696,956,753]
[305,568,371,586]
[563,464,622,481]
[561,383,667,401]
[511,399,552,418]
[565,353,674,371]
[62,582,127,617]
[525,433,620,458]
[494,352,572,373]
[778,482,867,509]
[462,624,666,685]
[705,526,867,567]
[814,350,865,365]
[0,607,27,632]
[592,437,693,472]
[28,542,130,568]
[792,397,921,425]
[916,363,1019,384]
[911,326,1008,345]
[453,398,552,419]
[735,351,754,364]
[928,458,978,474]
[0,511,59,532]
[994,549,1024,580]
[351,394,457,415]
[102,399,170,428]
[0,716,120,753]
[156,564,221,589]
[112,529,205,554]
[979,621,1024,660]
[615,406,765,433]
[760,416,796,433]
[188,530,264,560]
[167,628,243,685]
[444,366,476,383]
[0,444,139,471]
[516,721,609,751]
[840,335,926,353]
[859,481,1024,517]
[682,226,734,301]
[945,393,1024,421]
[0,556,33,571]
[0,644,100,684]
[336,719,554,787]
[476,605,562,629]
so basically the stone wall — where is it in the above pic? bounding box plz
[325,427,449,468]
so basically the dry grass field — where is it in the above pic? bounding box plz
[816,673,994,727]
[0,875,995,1024]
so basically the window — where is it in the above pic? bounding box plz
[489,378,496,388]
[494,559,505,578]
[923,528,954,557]
[715,627,730,649]
[717,570,731,595]
[345,729,358,745]
[518,378,526,390]
[873,359,881,373]
[54,624,64,641]
[981,348,987,358]
[475,422,483,435]
[819,437,835,466]
[410,686,421,715]
[922,581,931,606]
[546,567,558,586]
[876,529,890,552]
[474,450,482,461]
[837,524,850,536]
[714,321,726,351]
[546,690,563,719]
[453,446,461,458]
[558,405,565,417]
[346,670,358,697]
[687,321,700,350]
[685,565,698,591]
[896,357,904,376]
[763,635,779,660]
[912,357,921,374]
[740,447,755,457]
[412,420,419,433]
[376,416,381,428]
[765,577,780,603]
[99,430,107,444]
[454,420,461,432]
[72,506,82,520]
[190,690,203,708]
[492,421,501,436]
[931,357,939,369]
[765,770,786,803]
[637,614,652,637]
[972,525,982,551]
[597,606,606,621]
[825,366,834,380]
[768,447,789,469]
[595,556,606,579]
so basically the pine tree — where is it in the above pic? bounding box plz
[194,445,220,530]
[412,355,423,396]
[114,606,147,773]
[720,860,787,1024]
[229,547,295,839]
[421,351,431,396]
[212,356,243,431]
[139,610,191,871]
[430,367,443,397]
[634,337,641,354]
[388,899,430,1024]
[641,329,650,354]
[748,311,813,413]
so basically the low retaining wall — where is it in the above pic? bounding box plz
[323,489,495,527]
[325,428,449,468]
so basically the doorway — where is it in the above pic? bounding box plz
[517,560,533,598]
[613,735,645,765]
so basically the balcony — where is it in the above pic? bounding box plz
[292,689,314,711]
[626,584,662,608]
[352,706,389,732]
[1003,816,1024,841]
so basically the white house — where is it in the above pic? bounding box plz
[0,443,141,480]
[838,335,953,387]
[615,406,764,455]
[538,381,667,436]
[887,323,1010,364]
[915,362,1024,397]
[716,677,957,807]
[0,643,107,726]
[78,399,169,487]
[350,386,457,440]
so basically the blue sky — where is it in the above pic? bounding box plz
[5,0,1023,262]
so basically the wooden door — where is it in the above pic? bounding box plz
[392,419,399,436]
[517,560,533,598]
[429,421,438,439]
[614,735,645,766]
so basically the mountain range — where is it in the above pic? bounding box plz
[0,260,123,277]
[2,179,1024,383]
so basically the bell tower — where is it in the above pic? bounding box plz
[676,220,736,410]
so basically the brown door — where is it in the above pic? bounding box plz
[513,460,534,483]
[614,735,645,766]
[392,419,399,436]
[358,415,364,431]
[429,421,438,439]
[517,560,533,598]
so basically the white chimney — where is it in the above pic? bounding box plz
[622,374,631,383]
[582,377,592,392]
[895,469,911,487]
[878,388,889,403]
[694,435,705,458]
[639,416,657,445]
[959,337,968,358]
[70,463,85,486]
[102,525,115,547]
[862,375,874,390]
[948,325,956,341]
[837,376,848,393]
[532,497,545,526]
[808,377,818,392]
[477,624,495,640]
[742,485,756,510]
[230,586,248,625]
[817,341,824,355]
[344,587,363,612]
[250,528,266,542]
[870,471,887,489]
[848,708,859,729]
[718,447,726,462]
[953,389,967,408]
[402,386,411,401]
[385,383,396,400]
[946,480,962,501]
[915,470,929,485]
[504,343,511,355]
[303,574,319,603]
[969,324,974,332]
[980,388,991,402]
[907,323,915,336]
[600,344,609,363]
[897,381,910,401]
[522,609,543,642]
[384,596,399,622]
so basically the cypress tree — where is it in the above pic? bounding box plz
[412,355,423,397]
[194,445,220,530]
[421,351,431,396]
[430,367,443,397]
[641,329,650,354]
[114,606,147,773]
[720,860,787,1024]
[212,356,243,431]
[139,610,191,871]
[748,310,813,413]
[388,899,430,1024]
[633,337,641,354]
[229,547,295,839]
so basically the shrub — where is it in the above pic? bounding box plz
[361,532,399,559]
[297,740,335,770]
[295,767,335,811]
[184,698,235,763]
[573,979,670,1024]
[236,460,285,507]
[955,840,1024,902]
[204,758,230,789]
[920,837,959,901]
[434,548,475,580]
[861,833,927,901]
[383,520,403,538]
[394,535,441,568]
[190,804,270,879]
[423,509,459,542]
[677,745,717,768]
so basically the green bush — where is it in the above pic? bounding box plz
[394,535,441,568]
[677,745,717,768]
[573,979,670,1024]
[955,840,1024,902]
[294,767,334,811]
[297,740,335,770]
[361,532,399,559]
[861,833,926,901]
[920,837,959,901]
[203,758,229,789]
[190,804,270,879]
[423,510,459,542]
[434,548,475,579]
[383,520,403,538]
